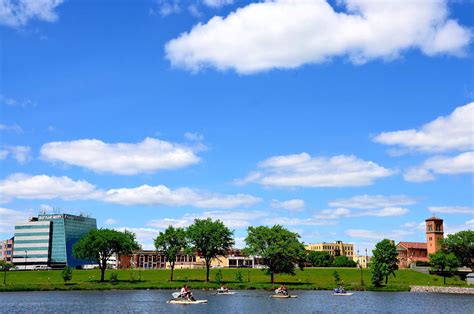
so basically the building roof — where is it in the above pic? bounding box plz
[425,216,443,221]
[397,242,427,250]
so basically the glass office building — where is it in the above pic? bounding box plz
[13,213,96,269]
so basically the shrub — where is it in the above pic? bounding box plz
[61,266,73,284]
[235,270,243,282]
[215,269,223,284]
[110,272,119,284]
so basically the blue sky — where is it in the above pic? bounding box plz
[1,0,473,253]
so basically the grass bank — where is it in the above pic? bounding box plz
[0,268,468,292]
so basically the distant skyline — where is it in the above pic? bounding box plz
[1,0,473,252]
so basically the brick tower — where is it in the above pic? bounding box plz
[426,216,444,255]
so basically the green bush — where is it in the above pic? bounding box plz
[235,270,243,282]
[110,272,119,284]
[215,269,223,284]
[61,266,73,284]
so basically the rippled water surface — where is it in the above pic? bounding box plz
[1,290,473,313]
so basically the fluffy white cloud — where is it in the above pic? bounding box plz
[0,0,64,27]
[345,228,414,240]
[0,173,98,201]
[148,210,268,229]
[0,173,261,209]
[104,184,261,208]
[314,207,409,219]
[0,145,31,164]
[404,151,474,182]
[0,207,33,234]
[428,206,474,215]
[262,216,337,227]
[271,199,305,212]
[236,153,394,188]
[374,103,474,153]
[165,0,471,74]
[40,137,202,175]
[329,194,417,209]
[115,227,161,250]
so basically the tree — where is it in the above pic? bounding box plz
[442,230,474,268]
[430,251,459,285]
[0,261,13,285]
[370,239,398,287]
[154,226,188,281]
[73,229,139,282]
[307,251,334,267]
[333,256,357,267]
[244,225,306,284]
[61,266,73,284]
[187,218,234,282]
[333,270,341,285]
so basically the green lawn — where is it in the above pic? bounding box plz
[0,267,468,292]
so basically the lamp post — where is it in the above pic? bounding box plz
[358,249,364,287]
[24,250,28,271]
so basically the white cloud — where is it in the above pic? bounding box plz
[104,184,261,208]
[428,206,474,215]
[271,199,305,212]
[104,218,118,225]
[40,137,203,175]
[314,207,409,219]
[262,216,337,227]
[148,210,268,229]
[0,207,33,234]
[184,131,204,142]
[0,173,99,202]
[165,0,471,74]
[236,153,394,188]
[374,103,474,153]
[345,228,414,240]
[0,145,31,164]
[0,0,64,28]
[466,219,474,227]
[0,173,261,209]
[404,151,474,182]
[0,123,23,133]
[203,0,233,8]
[115,227,161,250]
[329,194,417,209]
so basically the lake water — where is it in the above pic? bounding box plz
[0,290,473,313]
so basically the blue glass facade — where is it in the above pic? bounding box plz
[38,214,97,267]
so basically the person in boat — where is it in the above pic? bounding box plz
[276,284,289,295]
[219,285,229,293]
[334,285,346,294]
[180,284,195,300]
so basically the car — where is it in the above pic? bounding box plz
[34,265,52,271]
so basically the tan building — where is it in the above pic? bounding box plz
[353,254,371,268]
[0,238,14,263]
[306,241,354,257]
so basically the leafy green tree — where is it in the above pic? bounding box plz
[430,251,460,285]
[333,256,357,267]
[154,226,188,281]
[370,239,398,286]
[307,251,334,267]
[187,218,234,282]
[0,261,14,284]
[244,225,306,284]
[61,266,73,284]
[442,230,474,268]
[73,229,139,282]
[215,269,223,284]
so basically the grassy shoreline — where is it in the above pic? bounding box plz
[0,268,469,293]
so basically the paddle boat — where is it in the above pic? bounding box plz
[271,286,298,298]
[168,290,208,304]
[333,287,353,296]
[215,285,236,295]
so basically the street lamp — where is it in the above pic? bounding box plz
[24,250,28,271]
[358,249,364,287]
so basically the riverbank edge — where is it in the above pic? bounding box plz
[0,283,467,293]
[410,285,474,294]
